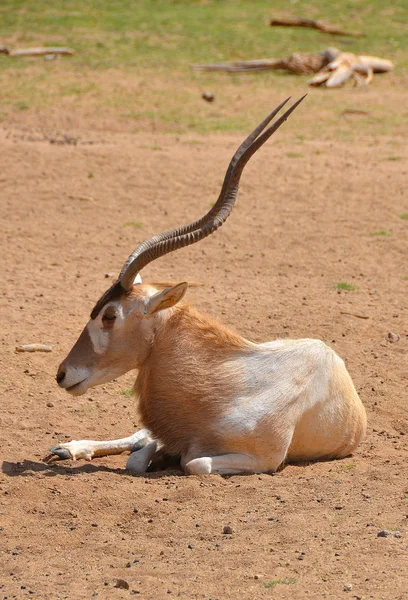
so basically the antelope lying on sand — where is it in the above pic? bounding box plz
[53,98,366,475]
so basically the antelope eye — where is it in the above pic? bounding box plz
[102,309,117,325]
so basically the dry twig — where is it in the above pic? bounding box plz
[340,312,369,320]
[0,46,74,57]
[269,17,364,37]
[16,344,53,352]
[193,48,339,74]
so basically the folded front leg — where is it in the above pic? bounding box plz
[126,440,164,474]
[184,452,270,475]
[49,428,152,461]
[183,444,291,475]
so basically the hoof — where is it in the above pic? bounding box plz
[49,447,72,460]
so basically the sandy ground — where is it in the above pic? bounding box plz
[0,95,407,599]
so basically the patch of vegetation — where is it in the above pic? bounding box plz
[0,0,406,134]
[342,463,356,470]
[399,213,408,220]
[286,151,304,158]
[120,387,134,397]
[335,282,359,291]
[264,578,296,588]
[70,406,95,414]
[14,100,30,111]
[88,171,94,178]
[386,156,402,161]
[123,221,143,228]
[371,229,391,236]
[138,144,163,151]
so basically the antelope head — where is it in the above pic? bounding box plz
[56,97,305,396]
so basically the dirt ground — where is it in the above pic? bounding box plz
[0,91,407,600]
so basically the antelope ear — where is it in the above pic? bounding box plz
[145,282,188,315]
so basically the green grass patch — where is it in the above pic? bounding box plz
[138,144,163,151]
[123,221,143,228]
[0,0,407,134]
[399,213,408,220]
[1,0,407,69]
[14,100,30,111]
[371,229,391,236]
[342,463,356,470]
[386,156,402,161]
[264,578,296,588]
[286,151,303,158]
[335,282,359,291]
[120,387,134,397]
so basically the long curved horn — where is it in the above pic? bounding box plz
[90,96,306,318]
[120,95,306,289]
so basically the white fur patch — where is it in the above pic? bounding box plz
[87,321,109,355]
[216,339,331,435]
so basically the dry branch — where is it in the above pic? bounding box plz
[340,312,369,320]
[193,48,340,74]
[1,46,75,57]
[269,17,364,37]
[193,48,393,89]
[16,344,53,352]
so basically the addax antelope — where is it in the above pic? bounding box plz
[53,97,366,475]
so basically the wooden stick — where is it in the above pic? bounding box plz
[193,49,338,75]
[340,312,369,320]
[269,17,364,37]
[8,47,75,57]
[193,58,286,73]
[16,344,53,352]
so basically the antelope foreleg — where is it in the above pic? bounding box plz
[49,428,152,461]
[184,453,272,475]
[126,440,164,474]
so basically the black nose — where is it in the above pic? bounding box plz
[56,368,66,385]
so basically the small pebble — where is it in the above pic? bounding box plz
[223,525,233,534]
[393,531,402,538]
[387,332,400,343]
[344,583,353,592]
[377,529,390,537]
[114,579,129,590]
[201,91,215,102]
[47,402,54,408]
